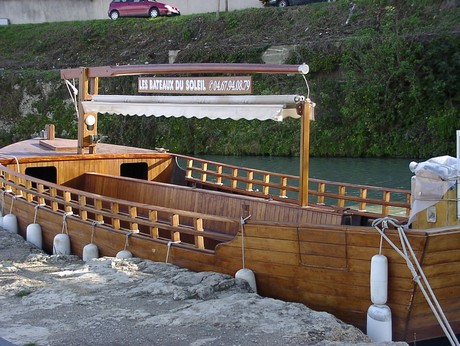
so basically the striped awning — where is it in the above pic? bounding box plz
[82,95,312,122]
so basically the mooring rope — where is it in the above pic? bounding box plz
[90,221,98,244]
[61,211,72,235]
[240,214,252,269]
[9,195,16,214]
[165,240,181,263]
[0,154,20,173]
[1,190,6,216]
[33,204,42,224]
[372,217,459,346]
[64,79,80,118]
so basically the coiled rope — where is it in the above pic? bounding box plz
[372,217,459,346]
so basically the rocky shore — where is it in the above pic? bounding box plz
[0,228,407,346]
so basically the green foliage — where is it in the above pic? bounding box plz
[333,3,460,157]
[1,1,459,158]
[0,70,77,145]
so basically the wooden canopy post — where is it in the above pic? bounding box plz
[77,67,99,154]
[299,100,314,207]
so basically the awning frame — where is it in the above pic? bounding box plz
[61,63,314,206]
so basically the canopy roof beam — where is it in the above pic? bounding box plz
[61,63,309,79]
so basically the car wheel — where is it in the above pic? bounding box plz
[110,11,119,20]
[149,8,159,18]
[278,0,289,6]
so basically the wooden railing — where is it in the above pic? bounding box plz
[0,165,239,251]
[177,155,412,217]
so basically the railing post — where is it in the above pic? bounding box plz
[186,159,193,179]
[232,168,238,189]
[216,165,223,185]
[50,187,58,211]
[149,210,159,238]
[338,185,346,208]
[94,199,104,223]
[359,188,368,211]
[280,176,288,198]
[37,184,45,206]
[64,191,72,214]
[79,195,88,221]
[194,218,205,249]
[25,180,33,202]
[129,206,138,231]
[201,162,208,182]
[263,173,270,195]
[246,171,254,191]
[111,202,120,229]
[317,182,326,205]
[171,214,181,242]
[382,190,390,215]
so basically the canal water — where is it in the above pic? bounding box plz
[196,155,415,190]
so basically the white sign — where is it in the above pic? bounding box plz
[138,76,252,94]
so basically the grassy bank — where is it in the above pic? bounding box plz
[0,0,459,157]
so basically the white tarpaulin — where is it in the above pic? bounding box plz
[408,155,460,225]
[81,95,310,122]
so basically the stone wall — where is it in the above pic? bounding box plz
[0,0,262,25]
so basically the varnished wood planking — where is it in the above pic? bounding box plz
[242,224,299,240]
[298,228,347,244]
[81,173,346,237]
[215,242,415,290]
[406,300,460,341]
[252,271,414,318]
[344,228,428,249]
[230,236,300,253]
[410,295,460,316]
[17,155,173,187]
[423,263,460,278]
[248,273,417,341]
[171,249,225,274]
[241,225,427,277]
[423,248,460,266]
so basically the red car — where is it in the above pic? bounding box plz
[108,0,180,20]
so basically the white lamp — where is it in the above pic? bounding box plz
[85,114,96,130]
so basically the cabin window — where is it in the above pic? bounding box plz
[120,162,148,180]
[25,166,57,187]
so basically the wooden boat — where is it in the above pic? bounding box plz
[0,63,459,344]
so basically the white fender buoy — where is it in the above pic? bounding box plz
[367,304,392,342]
[3,214,18,233]
[116,250,133,259]
[235,268,257,293]
[26,223,43,249]
[53,233,71,255]
[370,254,388,305]
[83,243,99,261]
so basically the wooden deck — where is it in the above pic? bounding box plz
[0,137,158,158]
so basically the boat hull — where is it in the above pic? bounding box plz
[5,191,460,343]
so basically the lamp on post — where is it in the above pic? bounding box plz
[85,114,96,131]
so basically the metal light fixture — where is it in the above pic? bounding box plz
[85,115,96,131]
